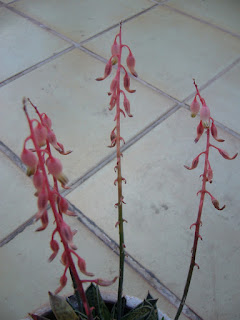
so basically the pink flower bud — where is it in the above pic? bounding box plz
[37,188,48,212]
[200,103,210,128]
[109,94,117,111]
[61,252,68,266]
[46,157,68,186]
[96,59,112,81]
[194,121,204,143]
[21,148,38,176]
[211,197,225,211]
[61,222,77,250]
[42,113,52,129]
[111,38,120,56]
[108,127,117,148]
[47,130,58,149]
[33,169,44,191]
[123,72,135,93]
[126,52,138,77]
[217,148,238,160]
[59,197,68,213]
[184,155,199,170]
[49,239,59,262]
[78,257,94,277]
[33,123,48,147]
[55,273,67,294]
[35,210,49,231]
[206,163,213,183]
[123,96,133,117]
[94,276,118,287]
[109,77,118,95]
[211,122,224,142]
[190,96,200,118]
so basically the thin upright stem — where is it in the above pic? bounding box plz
[116,23,125,320]
[175,128,210,320]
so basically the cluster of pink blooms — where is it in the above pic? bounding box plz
[187,80,237,226]
[21,98,116,294]
[96,23,137,209]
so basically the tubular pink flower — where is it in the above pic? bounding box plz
[123,95,132,117]
[123,72,135,93]
[60,221,77,250]
[37,188,48,213]
[47,130,58,149]
[126,52,138,77]
[33,122,48,147]
[49,239,59,262]
[211,121,224,142]
[217,148,238,160]
[96,59,112,81]
[111,38,120,56]
[46,156,68,186]
[21,148,38,176]
[35,210,49,231]
[109,77,118,95]
[59,197,76,216]
[55,272,68,294]
[184,155,200,170]
[200,103,210,128]
[78,257,94,277]
[194,121,204,143]
[190,96,200,118]
[93,276,118,287]
[41,113,52,129]
[109,94,117,111]
[33,168,44,192]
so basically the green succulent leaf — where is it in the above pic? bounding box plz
[48,291,78,320]
[86,283,111,320]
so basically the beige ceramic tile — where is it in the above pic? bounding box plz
[0,7,69,83]
[0,212,183,320]
[10,0,154,43]
[187,62,240,135]
[0,153,36,240]
[67,107,240,320]
[84,5,240,102]
[0,48,175,183]
[166,0,240,37]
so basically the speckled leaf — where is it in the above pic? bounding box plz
[121,305,152,320]
[48,291,78,320]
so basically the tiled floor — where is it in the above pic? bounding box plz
[0,1,240,320]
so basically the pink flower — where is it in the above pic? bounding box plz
[96,59,112,81]
[46,156,68,186]
[21,148,38,176]
[200,103,210,128]
[190,96,200,118]
[33,122,48,147]
[194,121,204,143]
[123,72,135,93]
[126,52,138,77]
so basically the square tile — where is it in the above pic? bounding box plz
[84,5,240,101]
[166,0,240,37]
[67,107,240,320]
[0,153,36,240]
[0,213,179,320]
[0,7,69,83]
[0,48,175,183]
[187,62,240,135]
[10,0,154,43]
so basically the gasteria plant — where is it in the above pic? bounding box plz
[174,80,238,320]
[21,24,159,320]
[96,21,137,319]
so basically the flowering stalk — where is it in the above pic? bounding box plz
[96,22,137,319]
[174,81,238,319]
[22,98,117,320]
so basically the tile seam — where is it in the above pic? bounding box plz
[163,3,240,40]
[0,46,75,88]
[68,202,203,320]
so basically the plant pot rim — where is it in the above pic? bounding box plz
[20,291,172,320]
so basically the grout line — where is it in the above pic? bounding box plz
[80,3,159,46]
[0,141,26,172]
[67,202,203,320]
[0,46,75,88]
[163,3,240,40]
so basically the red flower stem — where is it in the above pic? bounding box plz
[23,105,93,320]
[116,22,125,320]
[175,128,210,320]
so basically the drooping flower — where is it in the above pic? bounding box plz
[190,95,200,118]
[194,121,205,143]
[21,147,38,176]
[126,52,138,77]
[200,103,210,128]
[46,156,68,186]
